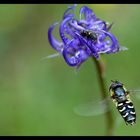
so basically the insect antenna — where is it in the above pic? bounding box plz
[128,89,140,100]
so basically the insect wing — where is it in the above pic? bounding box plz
[73,97,110,117]
[128,89,140,100]
[73,96,125,128]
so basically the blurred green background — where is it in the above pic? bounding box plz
[0,4,140,136]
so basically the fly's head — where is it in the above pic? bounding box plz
[109,80,127,102]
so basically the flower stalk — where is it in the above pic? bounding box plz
[92,57,114,136]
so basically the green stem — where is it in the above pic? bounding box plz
[92,57,114,136]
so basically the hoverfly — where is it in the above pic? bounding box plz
[74,80,140,126]
[109,80,136,125]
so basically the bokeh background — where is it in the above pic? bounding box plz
[0,4,140,136]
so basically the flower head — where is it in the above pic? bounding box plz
[48,5,125,67]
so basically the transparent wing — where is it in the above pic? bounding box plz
[73,96,126,128]
[73,97,110,117]
[129,89,140,93]
[128,89,140,99]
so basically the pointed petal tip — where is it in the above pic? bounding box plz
[48,22,63,53]
[51,22,59,27]
[119,46,128,51]
[48,22,59,33]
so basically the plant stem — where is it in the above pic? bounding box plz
[92,57,114,136]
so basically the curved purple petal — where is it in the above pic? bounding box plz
[48,22,63,53]
[79,6,96,21]
[89,20,107,31]
[77,20,89,26]
[69,20,85,31]
[64,25,75,38]
[100,30,119,53]
[78,49,90,62]
[59,17,73,45]
[63,46,80,66]
[63,5,76,19]
[62,38,91,67]
[75,32,99,59]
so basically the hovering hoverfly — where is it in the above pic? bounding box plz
[74,80,140,126]
[109,80,136,125]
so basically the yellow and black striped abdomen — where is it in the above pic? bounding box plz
[117,99,136,125]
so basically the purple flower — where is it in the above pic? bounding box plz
[48,5,125,67]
